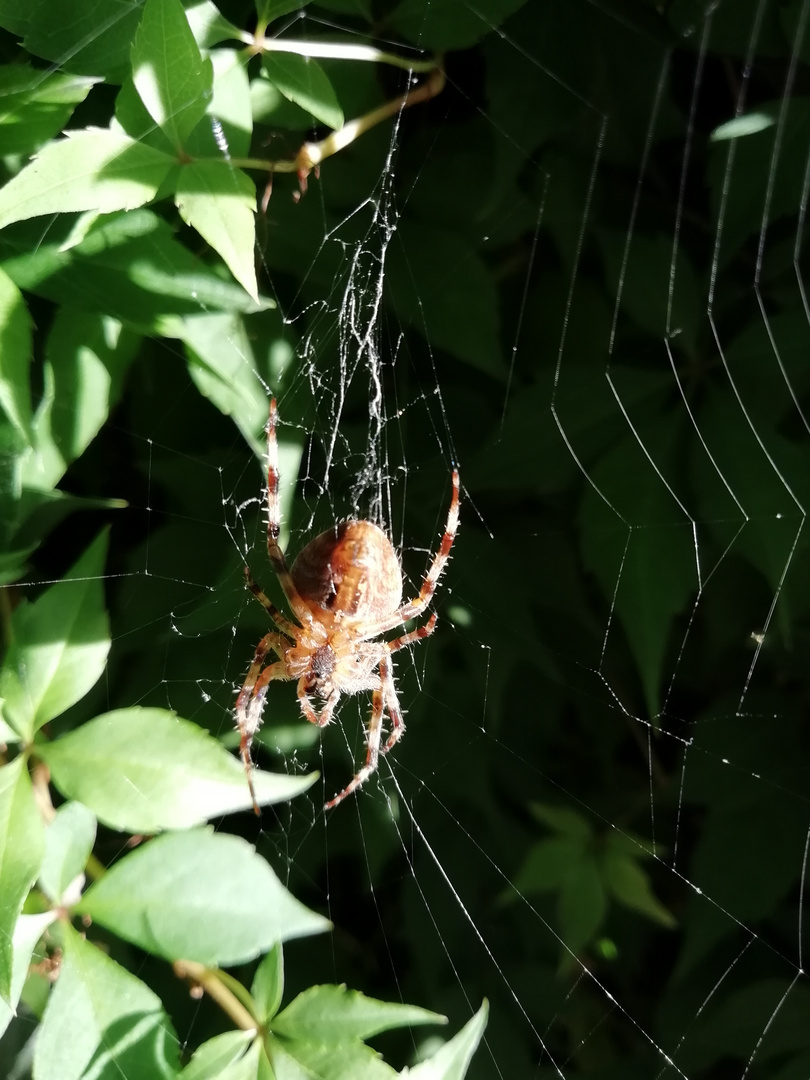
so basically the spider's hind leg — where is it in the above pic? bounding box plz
[324,682,386,810]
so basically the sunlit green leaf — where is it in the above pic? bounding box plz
[0,266,32,445]
[262,52,343,130]
[33,922,179,1080]
[0,531,110,739]
[404,1001,488,1080]
[131,0,213,149]
[0,66,98,156]
[251,943,284,1023]
[40,707,317,832]
[271,984,445,1041]
[0,128,174,231]
[179,1030,255,1080]
[22,309,139,492]
[0,758,46,1003]
[38,801,97,904]
[77,829,331,965]
[0,911,57,1039]
[711,111,775,142]
[175,161,258,301]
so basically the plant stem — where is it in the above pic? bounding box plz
[242,32,437,73]
[174,959,259,1031]
[232,63,446,186]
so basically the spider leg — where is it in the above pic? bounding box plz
[265,398,314,626]
[358,469,459,640]
[243,565,299,637]
[235,651,288,815]
[387,614,438,655]
[379,615,437,752]
[324,677,387,810]
[323,616,439,810]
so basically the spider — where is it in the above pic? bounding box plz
[235,399,460,812]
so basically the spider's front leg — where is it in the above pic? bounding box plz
[235,632,288,814]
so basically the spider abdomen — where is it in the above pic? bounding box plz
[291,521,403,620]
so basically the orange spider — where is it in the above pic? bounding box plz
[235,399,460,811]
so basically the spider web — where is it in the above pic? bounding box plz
[3,1,810,1078]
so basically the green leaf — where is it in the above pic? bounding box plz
[598,229,701,354]
[388,0,528,48]
[19,0,142,83]
[404,1001,488,1080]
[261,53,344,130]
[256,0,313,25]
[557,856,606,960]
[271,985,445,1042]
[131,0,213,150]
[180,1031,255,1080]
[388,223,503,376]
[711,110,776,141]
[1,210,272,330]
[510,836,587,897]
[184,0,244,49]
[11,489,125,557]
[267,1036,397,1079]
[0,911,57,1039]
[0,531,110,740]
[579,426,697,718]
[38,801,97,904]
[0,758,46,1003]
[22,309,139,492]
[113,74,179,153]
[185,48,253,160]
[601,847,676,928]
[33,922,180,1080]
[0,128,175,231]
[529,802,592,838]
[39,707,318,832]
[0,266,33,445]
[251,943,284,1023]
[175,161,258,301]
[76,828,331,965]
[181,310,294,458]
[0,66,98,157]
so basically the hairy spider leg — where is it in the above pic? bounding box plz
[381,614,438,753]
[324,662,390,810]
[243,565,300,638]
[358,469,460,641]
[324,615,437,809]
[235,638,289,814]
[265,398,314,625]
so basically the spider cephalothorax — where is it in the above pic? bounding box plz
[235,399,460,811]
